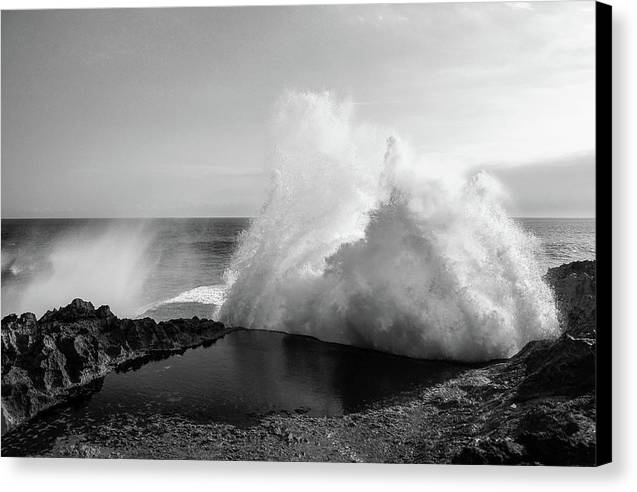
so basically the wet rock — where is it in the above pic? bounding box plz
[1,299,233,427]
[39,298,99,323]
[516,335,595,401]
[452,438,527,465]
[515,404,595,466]
[545,260,596,337]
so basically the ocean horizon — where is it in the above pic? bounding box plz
[1,216,595,321]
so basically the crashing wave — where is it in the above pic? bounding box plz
[218,92,559,361]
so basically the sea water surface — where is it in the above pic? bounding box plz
[0,217,595,454]
[1,217,595,320]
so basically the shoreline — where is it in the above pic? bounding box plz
[1,260,596,464]
[2,333,595,464]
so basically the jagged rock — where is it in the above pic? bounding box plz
[515,403,596,466]
[1,299,233,427]
[452,438,527,465]
[545,260,596,337]
[515,335,595,401]
[452,401,595,466]
[39,298,99,323]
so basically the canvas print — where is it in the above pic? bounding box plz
[1,2,610,465]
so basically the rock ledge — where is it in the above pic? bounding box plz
[1,299,233,427]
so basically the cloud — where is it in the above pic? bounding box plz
[2,3,595,218]
[505,2,534,11]
[479,152,595,217]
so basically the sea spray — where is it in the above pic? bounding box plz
[17,221,156,318]
[219,92,559,361]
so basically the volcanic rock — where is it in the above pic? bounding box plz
[1,299,233,427]
[545,260,596,337]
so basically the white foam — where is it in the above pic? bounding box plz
[219,92,559,362]
[161,285,228,306]
[136,284,228,318]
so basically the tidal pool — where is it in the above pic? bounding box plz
[2,329,467,456]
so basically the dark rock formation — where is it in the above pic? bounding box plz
[545,260,596,338]
[453,260,597,466]
[1,299,233,427]
[452,439,527,465]
[515,335,595,401]
[514,401,596,466]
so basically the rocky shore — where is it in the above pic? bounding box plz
[1,299,233,427]
[1,260,597,465]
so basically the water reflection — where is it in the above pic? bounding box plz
[2,330,468,456]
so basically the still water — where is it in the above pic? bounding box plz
[1,330,467,456]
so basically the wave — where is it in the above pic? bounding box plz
[136,284,228,318]
[218,92,559,361]
[159,285,228,306]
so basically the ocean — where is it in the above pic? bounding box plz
[0,216,596,449]
[1,217,595,321]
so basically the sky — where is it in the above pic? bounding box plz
[1,2,596,218]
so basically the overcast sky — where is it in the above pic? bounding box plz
[1,2,595,218]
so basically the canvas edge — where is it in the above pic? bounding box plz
[595,0,612,467]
